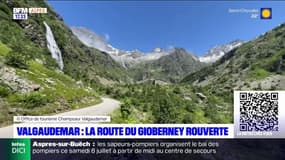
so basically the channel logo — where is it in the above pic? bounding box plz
[13,7,47,20]
[260,8,272,19]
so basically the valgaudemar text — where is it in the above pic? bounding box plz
[17,126,228,137]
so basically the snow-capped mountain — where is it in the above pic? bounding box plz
[71,27,243,67]
[71,27,171,68]
[71,27,121,56]
[199,40,244,63]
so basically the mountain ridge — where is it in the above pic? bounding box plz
[129,48,206,82]
[71,26,243,67]
[71,26,245,82]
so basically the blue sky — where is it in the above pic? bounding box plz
[47,1,285,55]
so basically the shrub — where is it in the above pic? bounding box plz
[9,92,50,109]
[0,3,11,15]
[173,86,182,94]
[240,61,250,69]
[249,66,270,80]
[0,41,11,56]
[0,3,11,20]
[120,99,131,119]
[5,52,28,69]
[0,83,11,97]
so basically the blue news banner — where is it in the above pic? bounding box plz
[16,126,229,137]
[13,124,233,139]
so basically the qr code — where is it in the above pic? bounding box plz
[239,92,278,131]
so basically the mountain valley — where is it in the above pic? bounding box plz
[0,0,284,125]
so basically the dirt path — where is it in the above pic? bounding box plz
[0,97,120,138]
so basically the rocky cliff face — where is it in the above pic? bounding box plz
[0,66,39,93]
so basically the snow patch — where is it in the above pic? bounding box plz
[199,40,244,63]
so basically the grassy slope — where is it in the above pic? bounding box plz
[181,23,285,88]
[2,0,130,84]
[0,41,102,126]
[175,23,285,126]
[0,1,120,126]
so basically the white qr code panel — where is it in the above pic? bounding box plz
[239,92,278,131]
[234,91,285,138]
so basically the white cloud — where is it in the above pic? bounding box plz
[104,33,110,41]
